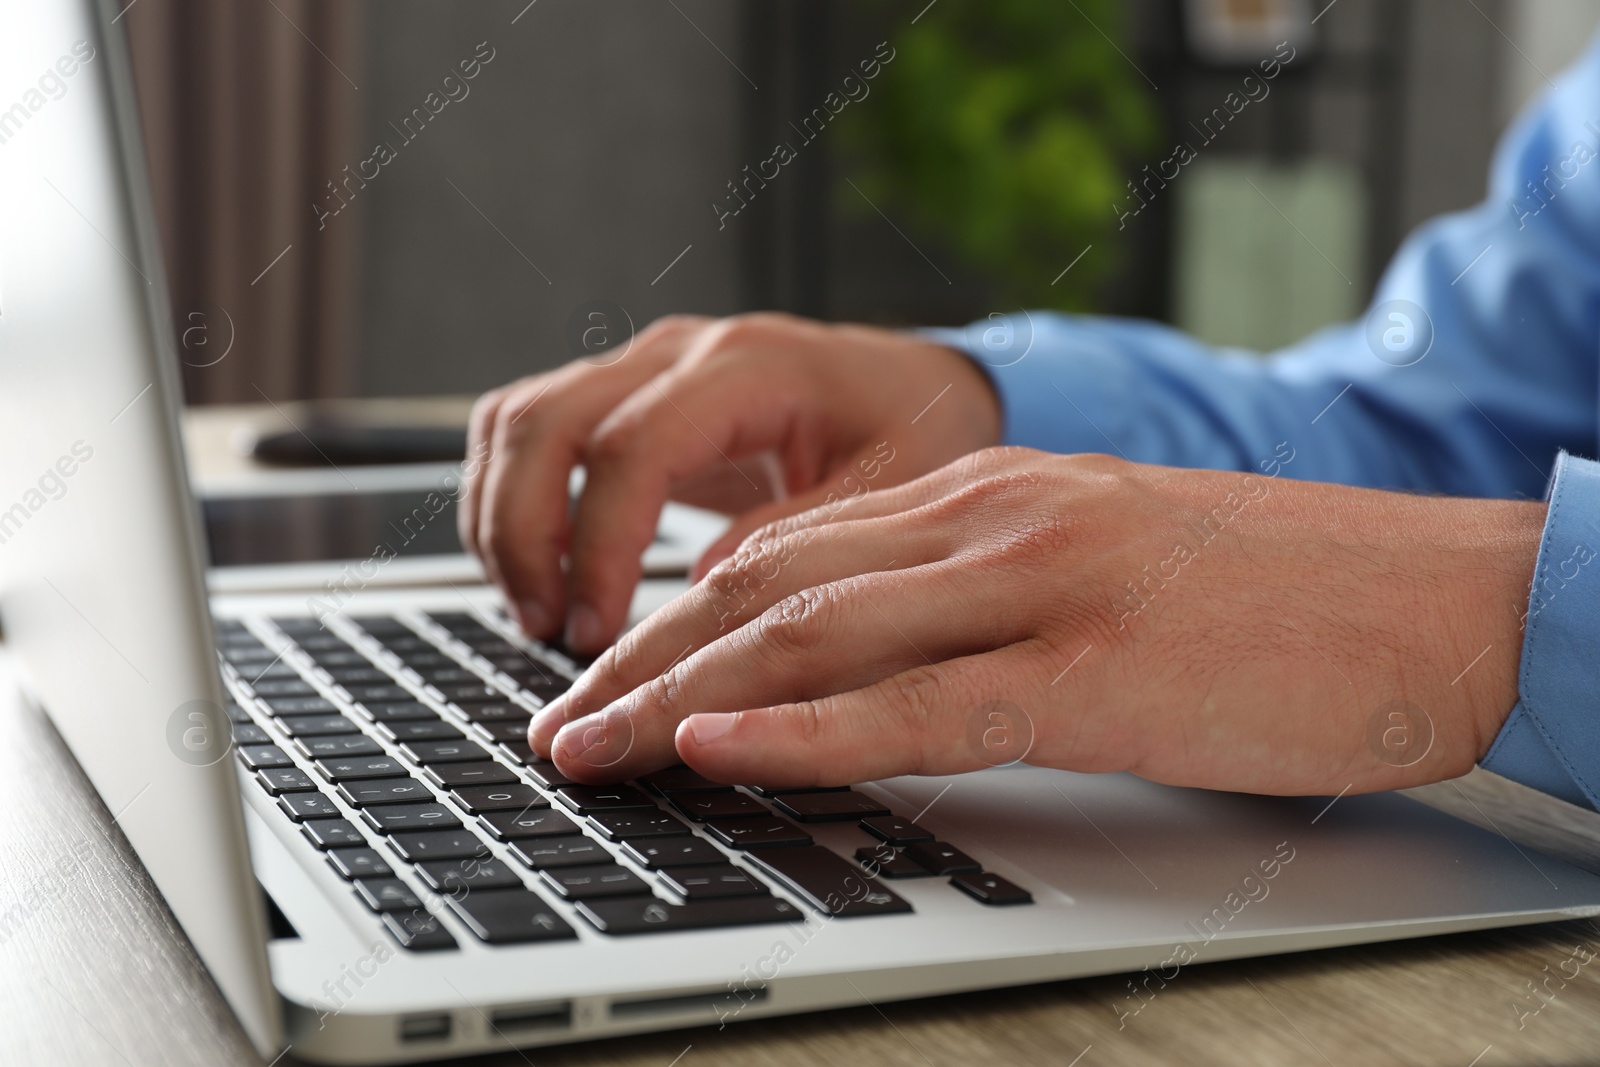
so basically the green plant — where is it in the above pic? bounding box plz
[841,0,1159,311]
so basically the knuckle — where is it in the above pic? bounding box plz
[877,666,946,769]
[750,586,836,661]
[583,417,642,468]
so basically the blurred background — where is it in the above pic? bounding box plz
[118,0,1600,565]
[121,0,1600,406]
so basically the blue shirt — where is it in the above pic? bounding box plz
[933,32,1600,809]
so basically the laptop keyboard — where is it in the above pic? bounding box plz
[214,609,1031,953]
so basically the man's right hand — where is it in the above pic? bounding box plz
[459,312,1002,653]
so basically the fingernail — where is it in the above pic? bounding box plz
[518,599,550,636]
[686,713,735,746]
[555,709,632,768]
[565,603,603,651]
[529,704,563,753]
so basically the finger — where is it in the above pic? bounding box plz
[547,560,1022,782]
[457,386,508,572]
[473,375,585,636]
[475,318,707,634]
[689,445,899,583]
[677,643,1046,786]
[562,355,818,653]
[531,514,951,754]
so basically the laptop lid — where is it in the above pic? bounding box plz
[0,0,280,1054]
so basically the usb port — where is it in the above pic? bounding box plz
[399,1013,452,1043]
[490,1002,571,1032]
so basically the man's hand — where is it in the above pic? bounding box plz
[530,447,1542,796]
[460,313,1000,652]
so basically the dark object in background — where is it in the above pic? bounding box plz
[246,422,467,467]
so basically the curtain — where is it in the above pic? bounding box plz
[123,0,364,403]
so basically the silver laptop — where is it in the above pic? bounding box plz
[6,2,1600,1063]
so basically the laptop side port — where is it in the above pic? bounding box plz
[610,986,770,1020]
[489,1002,572,1033]
[398,1013,452,1043]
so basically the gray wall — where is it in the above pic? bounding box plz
[346,0,1589,395]
[354,0,747,396]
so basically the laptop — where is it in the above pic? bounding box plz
[6,2,1600,1063]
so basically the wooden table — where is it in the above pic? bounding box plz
[4,658,1600,1067]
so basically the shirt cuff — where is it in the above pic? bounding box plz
[1481,451,1600,809]
[917,318,1142,457]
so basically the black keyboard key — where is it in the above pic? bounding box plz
[354,877,423,913]
[347,685,414,704]
[380,910,457,951]
[507,835,610,869]
[476,721,532,743]
[589,810,691,841]
[771,790,891,823]
[480,809,578,841]
[576,895,799,935]
[860,815,934,845]
[704,817,812,850]
[905,841,982,875]
[524,760,576,788]
[307,650,371,668]
[241,662,300,682]
[327,847,394,880]
[351,615,412,636]
[620,836,729,870]
[451,784,546,814]
[389,829,492,863]
[237,744,293,770]
[415,858,525,893]
[272,617,328,635]
[223,701,255,722]
[537,864,651,900]
[659,864,767,900]
[444,888,577,944]
[250,678,317,697]
[416,667,482,686]
[748,785,850,797]
[316,755,406,781]
[359,701,438,723]
[639,765,733,795]
[297,734,382,758]
[499,742,532,766]
[379,720,463,742]
[279,793,341,821]
[263,696,338,716]
[437,684,505,705]
[458,702,529,723]
[255,768,317,795]
[278,714,359,738]
[555,785,656,814]
[749,846,912,917]
[231,723,270,745]
[854,845,930,879]
[423,761,518,789]
[396,651,452,671]
[950,870,1033,906]
[301,818,368,850]
[337,778,435,807]
[402,739,489,764]
[672,792,768,821]
[362,803,461,833]
[323,667,392,685]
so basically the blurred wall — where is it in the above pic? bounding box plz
[352,0,746,397]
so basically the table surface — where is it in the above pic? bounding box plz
[5,662,1600,1067]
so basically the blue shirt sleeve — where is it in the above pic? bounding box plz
[927,30,1600,806]
[1481,452,1600,808]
